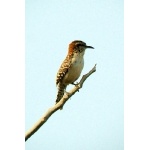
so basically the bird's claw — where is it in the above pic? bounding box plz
[71,82,80,92]
[71,82,79,86]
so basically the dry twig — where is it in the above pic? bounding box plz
[25,64,96,141]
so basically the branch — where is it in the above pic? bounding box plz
[25,64,96,141]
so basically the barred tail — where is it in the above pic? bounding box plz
[56,84,67,109]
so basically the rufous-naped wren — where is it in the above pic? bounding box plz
[55,40,94,109]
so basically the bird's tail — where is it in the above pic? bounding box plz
[55,84,67,110]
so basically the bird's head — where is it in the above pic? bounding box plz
[68,40,94,55]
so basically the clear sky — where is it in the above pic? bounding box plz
[25,0,123,150]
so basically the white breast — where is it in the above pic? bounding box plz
[63,52,85,84]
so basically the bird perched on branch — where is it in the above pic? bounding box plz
[55,40,94,109]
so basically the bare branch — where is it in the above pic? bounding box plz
[25,64,96,141]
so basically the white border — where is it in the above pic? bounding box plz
[0,0,25,149]
[125,0,150,149]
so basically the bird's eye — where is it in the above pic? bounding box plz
[77,44,84,47]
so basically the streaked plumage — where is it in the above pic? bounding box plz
[55,40,94,109]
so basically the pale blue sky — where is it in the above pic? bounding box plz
[26,0,123,150]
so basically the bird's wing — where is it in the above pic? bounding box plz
[56,55,72,85]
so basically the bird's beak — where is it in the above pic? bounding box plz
[86,45,94,49]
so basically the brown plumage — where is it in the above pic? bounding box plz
[55,40,94,109]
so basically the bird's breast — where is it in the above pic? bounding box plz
[63,55,84,84]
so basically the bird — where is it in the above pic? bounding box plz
[55,40,94,109]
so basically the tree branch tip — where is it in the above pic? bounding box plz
[93,64,97,69]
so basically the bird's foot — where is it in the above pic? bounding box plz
[71,82,79,86]
[71,82,79,92]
